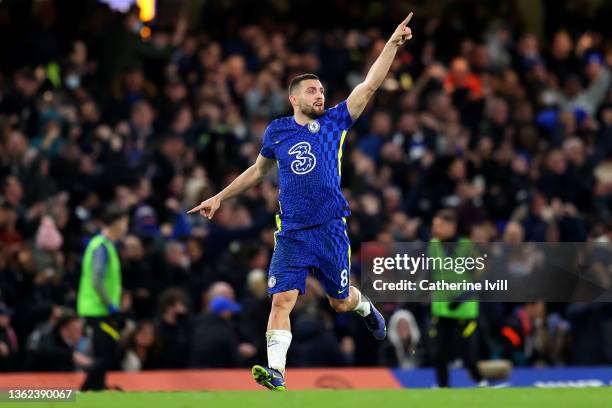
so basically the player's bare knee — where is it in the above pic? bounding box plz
[271,292,297,312]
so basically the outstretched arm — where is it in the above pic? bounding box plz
[187,154,276,219]
[346,12,414,120]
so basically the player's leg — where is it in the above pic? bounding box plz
[327,286,386,340]
[317,218,386,339]
[327,285,360,312]
[252,231,307,391]
[266,289,298,373]
[252,289,298,391]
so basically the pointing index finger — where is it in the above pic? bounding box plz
[401,12,414,27]
[187,204,202,214]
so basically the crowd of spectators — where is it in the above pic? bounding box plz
[1,0,612,373]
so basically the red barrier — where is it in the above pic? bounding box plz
[0,368,401,390]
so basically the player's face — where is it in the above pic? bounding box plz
[294,79,325,119]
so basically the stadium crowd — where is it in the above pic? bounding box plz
[1,0,612,374]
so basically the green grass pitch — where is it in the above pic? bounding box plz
[16,388,612,408]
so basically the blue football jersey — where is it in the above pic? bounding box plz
[260,100,355,231]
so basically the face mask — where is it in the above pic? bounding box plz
[65,74,80,90]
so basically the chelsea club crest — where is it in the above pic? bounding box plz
[308,120,320,133]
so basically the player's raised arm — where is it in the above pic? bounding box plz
[187,154,276,219]
[346,12,414,120]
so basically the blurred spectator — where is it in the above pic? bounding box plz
[121,320,161,371]
[24,305,63,357]
[158,240,191,290]
[566,303,612,365]
[379,309,422,368]
[189,295,243,368]
[156,288,191,369]
[500,302,570,366]
[120,235,154,319]
[27,309,92,371]
[558,52,610,117]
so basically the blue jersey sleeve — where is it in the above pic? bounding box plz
[325,100,355,130]
[259,123,276,159]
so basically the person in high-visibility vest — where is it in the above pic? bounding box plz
[427,209,485,387]
[77,205,128,390]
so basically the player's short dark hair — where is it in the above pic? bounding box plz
[101,205,128,226]
[434,208,457,225]
[288,73,320,95]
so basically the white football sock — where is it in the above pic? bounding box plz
[352,287,372,317]
[266,329,292,375]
